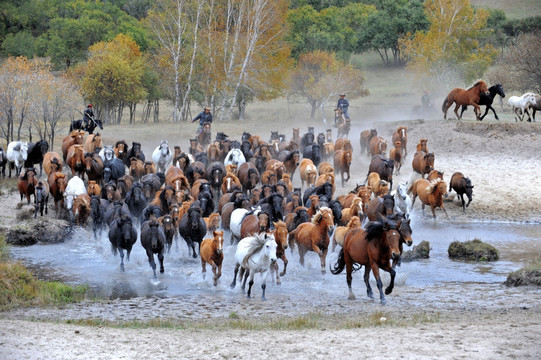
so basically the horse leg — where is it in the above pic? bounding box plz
[441,203,449,218]
[119,249,125,272]
[473,104,482,121]
[453,103,460,120]
[158,250,164,274]
[459,105,467,119]
[261,269,270,300]
[246,272,255,299]
[215,262,222,286]
[298,247,306,267]
[230,263,239,289]
[384,265,396,296]
[279,255,288,277]
[146,250,157,278]
[371,263,386,305]
[241,269,250,291]
[201,258,207,279]
[319,248,328,274]
[363,266,373,299]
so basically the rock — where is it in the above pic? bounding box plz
[448,238,499,261]
[401,241,431,262]
[6,219,70,246]
[506,258,541,287]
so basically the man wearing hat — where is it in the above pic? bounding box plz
[83,104,94,130]
[192,106,213,134]
[337,94,350,120]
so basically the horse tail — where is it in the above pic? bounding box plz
[441,97,449,113]
[330,249,345,275]
[288,229,297,252]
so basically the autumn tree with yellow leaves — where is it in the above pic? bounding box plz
[399,0,498,87]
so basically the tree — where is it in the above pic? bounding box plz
[399,0,498,87]
[289,50,368,120]
[502,31,541,93]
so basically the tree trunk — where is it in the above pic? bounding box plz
[310,101,317,119]
[153,100,160,123]
[238,97,246,121]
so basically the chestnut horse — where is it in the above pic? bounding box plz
[42,151,63,177]
[442,80,488,120]
[62,130,85,161]
[290,207,334,274]
[83,152,104,183]
[87,180,102,197]
[360,129,377,155]
[270,220,289,285]
[114,140,129,163]
[66,144,85,178]
[391,126,407,159]
[129,157,145,181]
[240,211,270,238]
[198,122,212,148]
[200,230,225,286]
[416,138,428,153]
[331,215,362,252]
[221,173,242,194]
[237,162,260,194]
[412,151,435,179]
[409,178,448,218]
[299,158,317,189]
[72,194,91,226]
[83,132,102,153]
[369,136,387,157]
[366,194,395,221]
[48,172,68,214]
[389,141,402,175]
[333,149,352,187]
[331,220,401,304]
[18,167,38,204]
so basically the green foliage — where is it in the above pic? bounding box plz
[1,31,36,57]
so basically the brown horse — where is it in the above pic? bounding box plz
[129,157,145,181]
[198,122,212,148]
[278,150,300,178]
[203,212,221,233]
[114,140,129,163]
[270,220,289,285]
[299,158,317,189]
[337,118,351,138]
[62,130,85,161]
[333,149,352,187]
[331,220,401,304]
[72,194,91,226]
[43,151,63,177]
[331,215,362,252]
[207,143,220,163]
[221,173,242,194]
[318,161,334,176]
[200,230,225,286]
[48,172,68,214]
[366,194,395,221]
[83,152,103,182]
[18,167,38,204]
[83,132,102,153]
[102,182,122,202]
[290,207,334,274]
[117,175,135,198]
[334,138,353,153]
[416,138,428,153]
[189,138,204,155]
[369,136,387,157]
[442,80,488,120]
[367,172,390,198]
[322,142,335,162]
[389,141,402,175]
[261,169,277,186]
[66,144,85,178]
[241,212,270,238]
[280,174,293,194]
[265,160,285,180]
[368,155,394,190]
[409,178,448,218]
[391,126,407,159]
[144,161,156,175]
[225,164,237,176]
[237,162,260,194]
[360,129,377,155]
[412,151,435,178]
[340,197,363,226]
[87,180,102,197]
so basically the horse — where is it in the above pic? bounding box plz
[302,144,321,167]
[6,141,29,177]
[83,133,102,154]
[333,149,352,187]
[366,194,395,222]
[367,172,390,198]
[48,172,68,214]
[125,182,147,219]
[290,207,334,274]
[42,151,62,177]
[460,84,505,121]
[124,142,145,167]
[99,145,116,163]
[141,219,166,279]
[179,204,207,258]
[203,212,220,233]
[337,118,351,138]
[331,220,401,304]
[198,122,212,148]
[409,178,448,218]
[442,80,489,120]
[369,136,387,157]
[65,144,85,178]
[277,150,300,178]
[299,158,317,189]
[240,211,270,239]
[158,214,176,254]
[227,201,254,242]
[117,175,134,198]
[150,185,176,215]
[62,130,85,161]
[368,155,394,190]
[103,158,125,183]
[113,140,129,163]
[105,200,132,227]
[412,151,435,179]
[257,193,284,223]
[83,152,103,183]
[334,108,346,127]
[224,148,246,167]
[302,181,333,207]
[389,141,402,175]
[24,139,49,176]
[416,138,428,153]
[141,173,162,202]
[90,195,109,239]
[200,230,225,286]
[129,157,145,181]
[206,161,226,197]
[72,194,92,226]
[360,129,377,155]
[391,126,407,159]
[87,180,101,197]
[331,215,362,252]
[340,197,363,226]
[32,181,49,219]
[108,213,138,271]
[230,232,277,300]
[393,182,412,219]
[449,172,474,213]
[197,187,215,218]
[529,93,541,121]
[18,167,38,205]
[391,214,413,268]
[151,140,172,173]
[101,181,122,203]
[221,173,242,195]
[69,117,103,134]
[0,147,6,177]
[508,92,537,122]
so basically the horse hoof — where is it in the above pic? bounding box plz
[160,268,164,273]
[381,299,387,306]
[348,294,356,300]
[385,288,393,295]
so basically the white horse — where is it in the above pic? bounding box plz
[64,176,87,211]
[230,232,277,300]
[99,145,116,163]
[393,181,412,219]
[152,140,172,173]
[224,148,246,167]
[6,141,29,177]
[508,93,537,122]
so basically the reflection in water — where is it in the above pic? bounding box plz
[9,221,541,303]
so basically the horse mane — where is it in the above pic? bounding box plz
[242,233,273,267]
[364,221,386,242]
[311,206,330,224]
[468,80,486,90]
[425,178,445,194]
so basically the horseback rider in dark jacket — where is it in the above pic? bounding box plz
[337,94,350,120]
[192,106,213,134]
[83,104,94,130]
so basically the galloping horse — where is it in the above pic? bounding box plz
[409,178,448,218]
[460,84,505,121]
[70,117,103,135]
[442,80,489,120]
[200,230,225,286]
[25,139,49,176]
[6,141,29,177]
[333,149,352,187]
[140,219,166,279]
[331,220,401,305]
[108,214,138,271]
[43,151,63,177]
[198,122,212,148]
[270,220,289,285]
[18,167,38,204]
[151,140,172,173]
[391,126,407,159]
[83,133,102,154]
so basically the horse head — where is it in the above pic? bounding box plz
[258,212,270,232]
[188,206,202,230]
[132,142,142,157]
[382,194,395,216]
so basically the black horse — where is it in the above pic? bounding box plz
[90,195,109,239]
[179,202,207,258]
[241,140,253,160]
[328,199,343,225]
[70,118,104,134]
[103,158,125,183]
[124,142,145,166]
[301,132,315,149]
[206,161,226,197]
[33,181,49,218]
[125,182,147,219]
[141,204,162,225]
[257,192,284,224]
[105,200,131,226]
[303,144,321,167]
[108,213,138,271]
[303,181,333,206]
[460,83,506,120]
[141,174,162,202]
[140,219,166,279]
[198,187,215,217]
[25,139,49,176]
[0,147,7,177]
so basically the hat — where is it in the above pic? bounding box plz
[87,104,93,108]
[204,106,211,111]
[339,94,346,96]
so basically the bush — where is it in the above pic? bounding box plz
[506,257,541,287]
[448,238,499,261]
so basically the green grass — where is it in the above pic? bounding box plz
[471,0,541,19]
[0,235,87,311]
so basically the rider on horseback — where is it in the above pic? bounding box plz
[337,94,350,120]
[192,106,213,135]
[83,104,94,130]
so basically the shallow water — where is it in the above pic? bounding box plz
[9,218,541,305]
